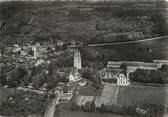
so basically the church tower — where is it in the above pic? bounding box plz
[74,50,81,69]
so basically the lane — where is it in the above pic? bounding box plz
[88,36,168,47]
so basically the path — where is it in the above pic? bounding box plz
[88,36,168,47]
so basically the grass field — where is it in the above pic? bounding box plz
[118,84,168,107]
[55,103,132,117]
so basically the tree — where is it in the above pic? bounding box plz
[90,101,96,112]
[71,102,79,111]
[48,64,54,75]
[121,63,127,75]
[32,71,47,90]
[160,65,168,74]
[81,68,93,80]
[5,67,27,87]
[82,101,91,112]
[97,63,105,70]
[63,85,68,93]
[100,104,106,113]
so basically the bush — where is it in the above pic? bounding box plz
[82,101,91,112]
[160,65,168,74]
[90,101,96,112]
[71,102,79,111]
[99,104,106,113]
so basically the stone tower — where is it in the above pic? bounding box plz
[32,46,37,59]
[74,50,81,69]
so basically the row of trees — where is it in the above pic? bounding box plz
[71,101,166,117]
[130,65,168,84]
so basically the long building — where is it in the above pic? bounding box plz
[153,60,168,68]
[107,60,160,77]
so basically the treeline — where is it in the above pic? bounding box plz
[130,65,168,84]
[71,101,166,117]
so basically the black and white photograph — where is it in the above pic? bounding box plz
[0,0,168,117]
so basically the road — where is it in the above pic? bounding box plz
[88,36,168,47]
[43,92,60,117]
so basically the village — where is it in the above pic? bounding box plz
[1,40,168,102]
[1,1,168,117]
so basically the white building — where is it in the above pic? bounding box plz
[153,60,168,68]
[74,50,81,69]
[117,73,130,86]
[32,46,37,59]
[107,61,158,78]
[107,61,122,68]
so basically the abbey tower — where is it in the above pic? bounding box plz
[74,50,81,69]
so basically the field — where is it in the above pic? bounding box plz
[74,83,168,108]
[55,103,131,117]
[118,84,168,107]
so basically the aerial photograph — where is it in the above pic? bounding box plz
[0,0,168,117]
